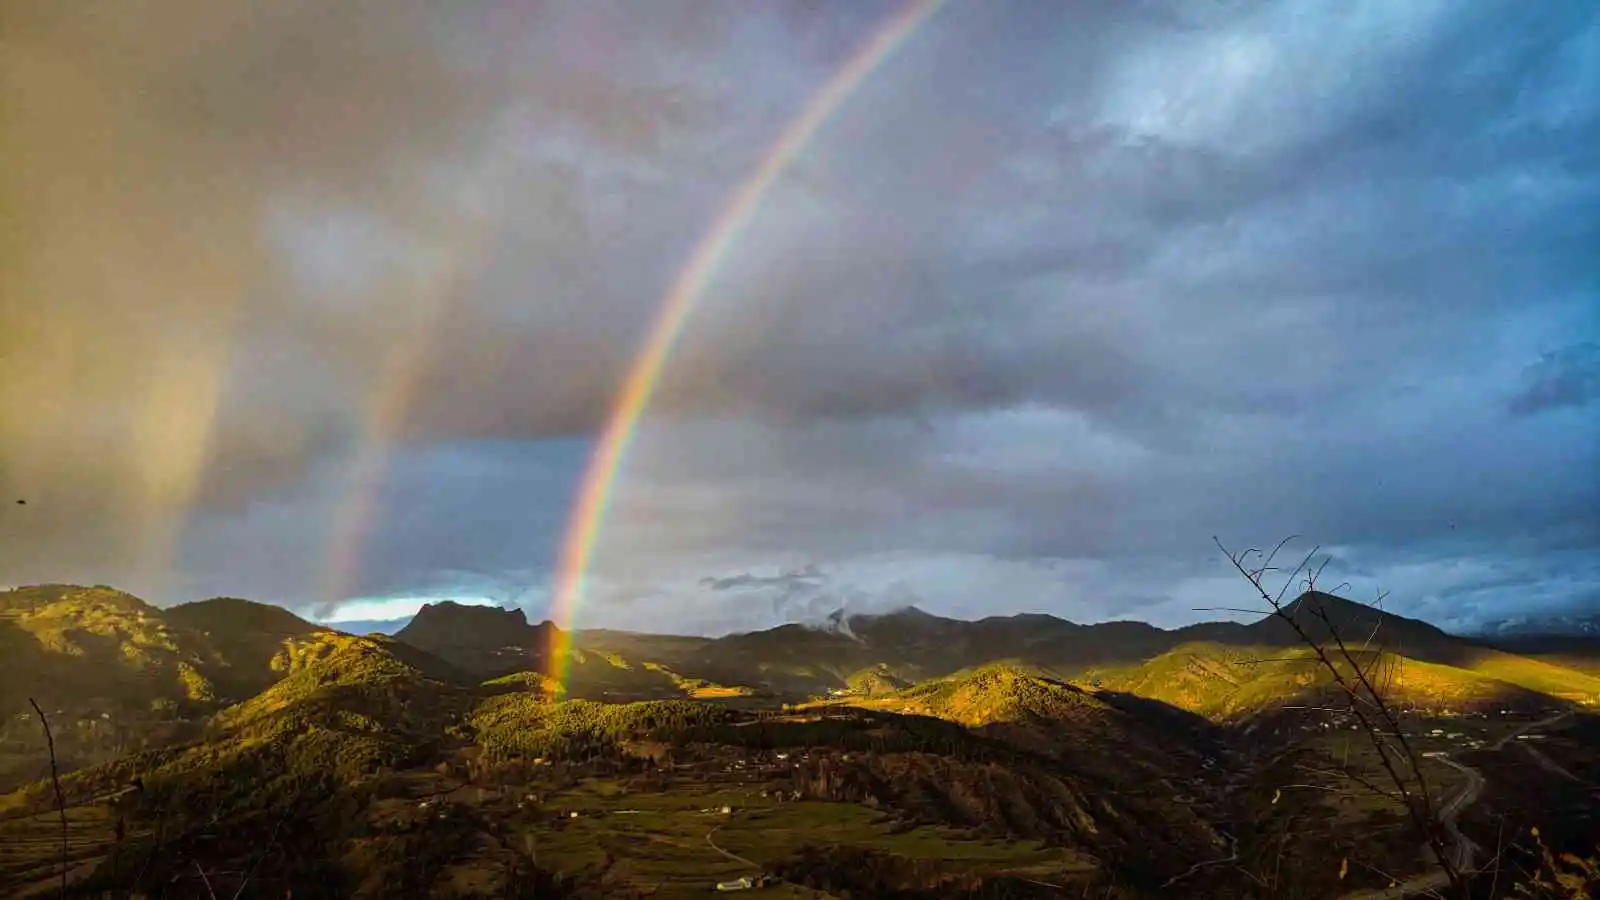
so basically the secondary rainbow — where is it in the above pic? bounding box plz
[546,0,944,686]
[319,113,533,611]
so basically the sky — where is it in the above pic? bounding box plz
[2,0,1596,636]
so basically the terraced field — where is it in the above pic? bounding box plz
[0,802,128,898]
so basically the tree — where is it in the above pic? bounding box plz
[1215,535,1463,895]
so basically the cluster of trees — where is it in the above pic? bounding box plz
[471,696,739,762]
[470,691,1048,772]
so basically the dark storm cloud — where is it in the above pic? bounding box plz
[0,0,875,596]
[2,1,1595,630]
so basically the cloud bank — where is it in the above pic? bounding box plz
[2,1,1595,633]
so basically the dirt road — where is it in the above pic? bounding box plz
[1436,757,1484,872]
[1490,710,1571,751]
[705,824,761,869]
[706,826,836,898]
[1338,709,1576,899]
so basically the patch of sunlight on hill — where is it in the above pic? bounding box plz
[1529,654,1600,679]
[858,663,1110,729]
[470,695,738,762]
[1383,656,1531,703]
[481,670,565,696]
[1073,642,1571,721]
[1076,642,1293,719]
[1461,652,1600,701]
[0,585,215,716]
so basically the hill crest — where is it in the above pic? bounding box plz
[165,596,320,636]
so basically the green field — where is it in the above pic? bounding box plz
[409,775,1094,898]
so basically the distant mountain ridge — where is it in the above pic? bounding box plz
[565,594,1600,714]
[1478,611,1600,638]
[6,583,1598,731]
[287,596,1600,649]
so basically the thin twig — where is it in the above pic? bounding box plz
[195,859,218,899]
[28,698,68,898]
[130,789,170,897]
[1291,763,1402,800]
[1488,812,1505,899]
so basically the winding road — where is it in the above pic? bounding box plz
[705,824,761,870]
[1337,710,1573,900]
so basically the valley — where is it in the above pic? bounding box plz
[1,584,1598,898]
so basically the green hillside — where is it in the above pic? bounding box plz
[1073,641,1591,721]
[1,584,1596,897]
[0,586,219,793]
[0,585,216,715]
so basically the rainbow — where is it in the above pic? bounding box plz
[319,120,531,611]
[546,0,943,687]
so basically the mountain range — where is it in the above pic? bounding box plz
[2,583,1598,897]
[1478,610,1600,638]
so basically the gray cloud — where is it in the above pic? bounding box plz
[2,1,1595,633]
[700,566,823,593]
[1509,342,1600,416]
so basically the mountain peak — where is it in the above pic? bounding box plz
[409,599,531,626]
[1005,612,1078,625]
[1251,590,1454,656]
[1279,590,1371,616]
[1275,591,1434,629]
[853,604,953,624]
[394,601,556,676]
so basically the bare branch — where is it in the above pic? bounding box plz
[28,699,68,899]
[1214,536,1465,892]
